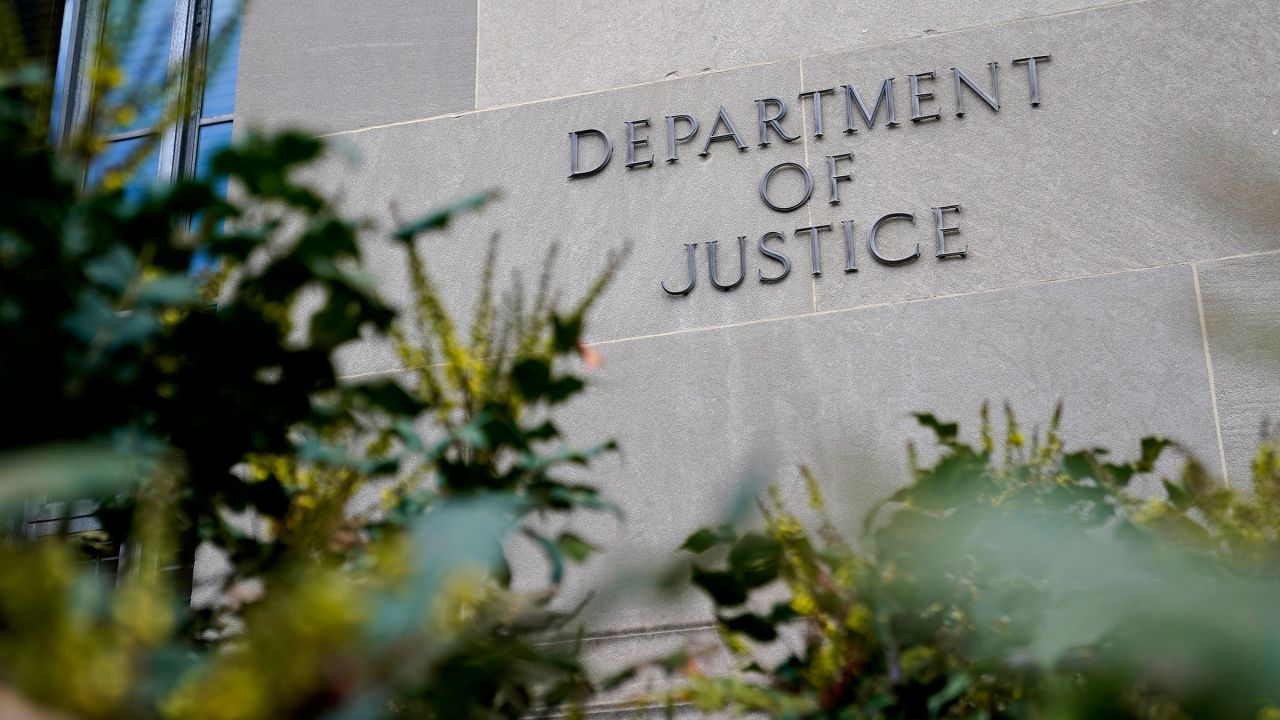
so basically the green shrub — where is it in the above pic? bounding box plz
[0,48,621,718]
[669,407,1280,719]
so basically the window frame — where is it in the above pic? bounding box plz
[30,0,239,580]
[53,0,235,186]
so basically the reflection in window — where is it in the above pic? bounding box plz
[191,0,240,273]
[29,0,243,555]
[196,121,232,193]
[59,0,244,200]
[190,121,233,274]
[201,0,240,118]
[100,0,176,134]
[9,0,73,136]
[86,135,160,199]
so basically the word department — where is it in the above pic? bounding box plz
[564,55,1052,297]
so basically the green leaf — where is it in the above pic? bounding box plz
[1163,478,1192,511]
[1103,462,1136,487]
[542,483,621,516]
[394,192,493,241]
[658,650,691,673]
[528,530,564,584]
[136,275,201,306]
[927,673,972,718]
[691,567,748,606]
[367,495,520,643]
[719,611,778,641]
[512,358,551,399]
[556,532,594,563]
[551,315,581,353]
[0,443,154,512]
[393,417,428,455]
[681,525,733,553]
[111,310,162,349]
[546,375,585,403]
[902,449,991,512]
[1061,451,1096,481]
[294,218,359,262]
[84,245,136,293]
[62,289,116,342]
[769,602,800,624]
[602,667,638,691]
[915,413,959,444]
[525,420,559,441]
[1137,436,1173,472]
[353,380,421,416]
[309,286,370,348]
[455,415,493,450]
[728,533,782,588]
[518,440,616,474]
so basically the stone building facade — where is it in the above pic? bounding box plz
[234,0,1280,713]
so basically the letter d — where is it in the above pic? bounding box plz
[568,129,613,179]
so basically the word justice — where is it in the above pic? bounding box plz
[661,205,964,296]
[567,55,1050,178]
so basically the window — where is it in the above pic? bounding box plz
[10,0,70,133]
[22,0,242,575]
[46,0,242,195]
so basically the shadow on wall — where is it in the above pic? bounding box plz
[1181,129,1280,243]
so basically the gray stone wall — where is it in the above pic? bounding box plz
[235,0,1280,713]
[237,0,477,133]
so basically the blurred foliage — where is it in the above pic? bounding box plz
[4,3,1278,720]
[665,406,1280,719]
[0,6,623,715]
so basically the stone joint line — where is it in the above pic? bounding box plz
[335,248,1280,382]
[1191,263,1232,486]
[332,0,1160,138]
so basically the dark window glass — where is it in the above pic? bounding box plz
[101,0,175,133]
[13,0,71,134]
[189,120,232,273]
[13,0,68,68]
[87,135,160,198]
[49,0,76,137]
[200,0,240,117]
[196,121,231,192]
